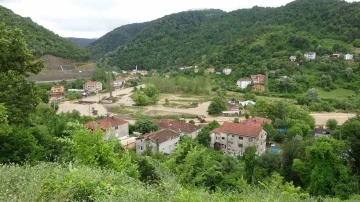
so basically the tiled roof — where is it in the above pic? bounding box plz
[85,81,100,85]
[238,78,252,82]
[51,85,64,92]
[84,116,128,130]
[155,119,201,133]
[211,128,221,134]
[136,129,180,144]
[217,122,263,137]
[116,77,126,81]
[241,118,272,127]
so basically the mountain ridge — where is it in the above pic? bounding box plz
[94,0,359,70]
[0,5,90,61]
[67,37,97,47]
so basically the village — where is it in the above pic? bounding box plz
[46,51,356,157]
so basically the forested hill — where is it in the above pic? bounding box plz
[100,0,360,70]
[0,6,90,61]
[67,37,97,47]
[87,22,152,60]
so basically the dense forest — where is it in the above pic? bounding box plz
[97,0,360,70]
[87,22,152,60]
[0,5,90,61]
[67,37,97,47]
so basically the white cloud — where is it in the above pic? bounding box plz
[1,0,360,38]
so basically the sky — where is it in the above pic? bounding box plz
[1,0,359,38]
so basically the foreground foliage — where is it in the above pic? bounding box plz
[1,162,354,202]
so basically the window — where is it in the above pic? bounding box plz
[140,146,143,151]
[239,136,243,140]
[232,135,234,137]
[115,126,118,130]
[238,144,243,148]
[222,137,225,140]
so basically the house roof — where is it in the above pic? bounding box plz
[241,118,272,127]
[217,122,263,137]
[116,77,126,81]
[85,81,100,86]
[238,78,252,82]
[252,85,264,90]
[155,119,201,134]
[84,116,128,130]
[305,52,316,55]
[251,74,264,80]
[51,85,64,92]
[226,101,238,109]
[312,128,333,136]
[128,74,138,78]
[211,128,221,134]
[136,129,180,144]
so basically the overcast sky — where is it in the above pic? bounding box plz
[1,0,359,38]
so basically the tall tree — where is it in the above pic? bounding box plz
[207,96,227,115]
[244,146,257,184]
[293,138,353,199]
[0,23,44,124]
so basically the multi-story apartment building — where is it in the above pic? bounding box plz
[210,118,270,156]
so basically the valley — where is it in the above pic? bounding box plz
[2,0,360,200]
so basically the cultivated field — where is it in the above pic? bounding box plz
[29,54,96,81]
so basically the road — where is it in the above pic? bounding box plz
[34,79,76,83]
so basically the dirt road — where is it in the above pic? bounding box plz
[310,113,356,125]
[57,85,143,117]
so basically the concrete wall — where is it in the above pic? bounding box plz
[236,81,252,89]
[158,136,180,154]
[84,83,102,92]
[105,123,129,140]
[210,129,267,156]
[136,139,157,154]
[136,136,180,155]
[184,129,201,139]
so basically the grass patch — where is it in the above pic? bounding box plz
[108,106,145,114]
[318,88,356,100]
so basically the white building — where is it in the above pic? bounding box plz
[304,52,316,60]
[344,54,354,60]
[289,56,297,62]
[136,129,181,155]
[113,77,126,89]
[84,116,129,140]
[210,119,269,156]
[239,100,256,107]
[237,78,252,89]
[223,68,232,75]
[83,81,102,92]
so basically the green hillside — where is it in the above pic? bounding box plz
[67,37,97,47]
[101,0,360,70]
[88,22,152,60]
[0,6,90,61]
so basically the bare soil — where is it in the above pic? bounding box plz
[310,113,356,125]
